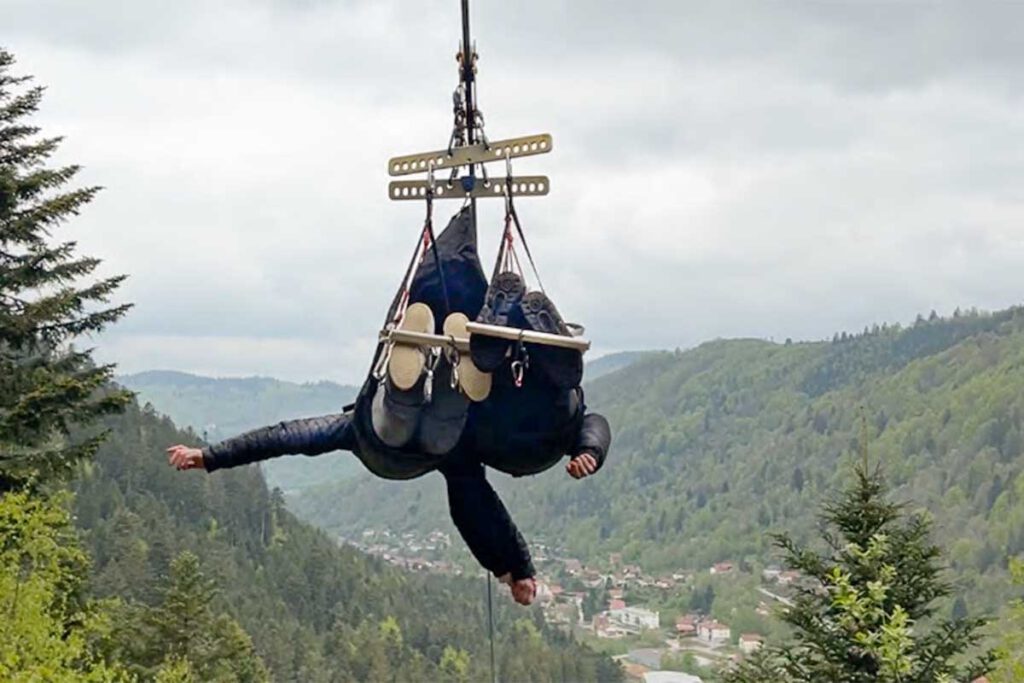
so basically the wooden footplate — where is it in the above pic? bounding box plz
[380,322,590,353]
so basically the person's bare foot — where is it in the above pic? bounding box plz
[166,445,204,470]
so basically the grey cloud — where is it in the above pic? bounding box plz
[480,1,1024,92]
[16,1,1023,92]
[6,0,1024,383]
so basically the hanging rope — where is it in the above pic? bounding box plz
[504,197,545,294]
[498,214,525,280]
[386,165,452,329]
[495,153,545,293]
[422,184,453,317]
[486,572,497,683]
[388,225,429,327]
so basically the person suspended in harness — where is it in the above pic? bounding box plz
[166,206,611,606]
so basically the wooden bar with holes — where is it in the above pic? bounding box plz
[381,323,590,352]
[388,175,550,200]
[387,134,552,177]
[382,328,471,352]
[466,322,592,351]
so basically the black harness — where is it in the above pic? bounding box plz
[350,202,584,480]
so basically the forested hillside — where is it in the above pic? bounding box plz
[582,351,647,382]
[72,398,621,681]
[291,307,1024,614]
[118,371,360,493]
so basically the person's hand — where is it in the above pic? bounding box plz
[167,445,204,471]
[510,577,536,605]
[497,574,537,606]
[511,577,536,605]
[566,452,597,479]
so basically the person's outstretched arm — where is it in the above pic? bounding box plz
[167,412,357,473]
[566,412,612,479]
[440,461,536,604]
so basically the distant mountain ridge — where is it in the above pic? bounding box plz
[585,351,649,381]
[121,369,345,389]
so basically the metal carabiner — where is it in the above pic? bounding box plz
[511,359,525,388]
[504,147,513,185]
[372,340,394,382]
[423,347,441,403]
[511,335,529,388]
[445,343,461,390]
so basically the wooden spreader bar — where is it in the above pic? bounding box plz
[466,322,591,351]
[383,328,471,352]
[380,323,590,352]
[388,134,552,177]
[388,175,550,200]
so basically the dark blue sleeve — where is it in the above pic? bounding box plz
[202,413,357,472]
[440,462,535,581]
[573,413,612,470]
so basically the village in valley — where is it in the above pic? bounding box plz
[347,528,802,682]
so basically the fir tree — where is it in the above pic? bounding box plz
[724,445,996,682]
[121,551,269,682]
[0,47,132,490]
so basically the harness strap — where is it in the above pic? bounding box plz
[389,191,452,328]
[486,159,544,292]
[505,196,545,294]
[389,228,428,326]
[423,191,452,317]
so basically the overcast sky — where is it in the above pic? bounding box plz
[6,0,1023,383]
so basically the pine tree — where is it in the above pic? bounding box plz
[126,551,270,682]
[0,47,132,490]
[724,450,996,682]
